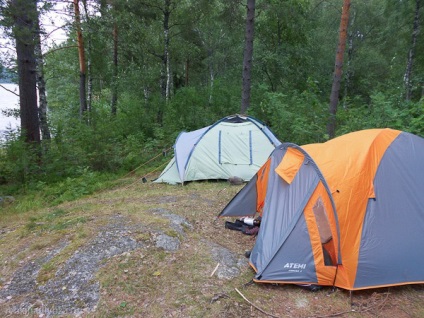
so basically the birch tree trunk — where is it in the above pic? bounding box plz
[240,0,256,115]
[156,0,172,125]
[111,21,118,115]
[34,8,51,140]
[404,0,421,101]
[196,29,215,106]
[162,0,171,102]
[327,0,351,139]
[82,0,93,117]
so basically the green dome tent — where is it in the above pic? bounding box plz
[154,115,281,184]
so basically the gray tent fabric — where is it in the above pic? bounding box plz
[256,215,317,282]
[354,132,424,288]
[154,115,281,184]
[219,176,258,217]
[249,146,336,283]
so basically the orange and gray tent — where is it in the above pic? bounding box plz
[219,128,424,290]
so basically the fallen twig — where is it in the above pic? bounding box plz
[210,262,220,277]
[235,288,280,318]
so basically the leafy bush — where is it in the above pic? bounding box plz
[251,84,328,145]
[337,92,424,138]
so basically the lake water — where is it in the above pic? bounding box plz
[0,83,20,135]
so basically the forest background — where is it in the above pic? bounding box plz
[0,0,423,203]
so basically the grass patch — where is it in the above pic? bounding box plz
[22,208,87,235]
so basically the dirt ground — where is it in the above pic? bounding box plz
[0,180,423,317]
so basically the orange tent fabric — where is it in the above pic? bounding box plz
[302,129,401,289]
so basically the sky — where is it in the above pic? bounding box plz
[0,1,68,60]
[40,1,69,48]
[0,84,20,132]
[0,2,68,132]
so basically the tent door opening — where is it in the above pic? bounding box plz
[313,197,336,266]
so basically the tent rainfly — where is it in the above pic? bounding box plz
[154,115,281,184]
[219,128,424,291]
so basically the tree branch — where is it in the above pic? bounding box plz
[0,84,19,97]
[43,45,79,56]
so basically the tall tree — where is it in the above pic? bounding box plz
[139,0,176,123]
[111,19,118,115]
[404,0,421,101]
[328,0,351,139]
[161,0,172,103]
[74,0,88,119]
[82,0,93,116]
[342,9,355,108]
[240,0,255,115]
[11,0,40,143]
[34,6,51,140]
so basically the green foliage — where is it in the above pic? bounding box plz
[255,0,314,93]
[40,168,101,205]
[0,169,118,216]
[407,99,424,136]
[0,132,40,185]
[2,0,424,201]
[163,81,240,133]
[337,92,424,137]
[251,79,329,144]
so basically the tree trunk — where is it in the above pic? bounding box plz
[82,0,93,118]
[209,62,214,106]
[185,58,189,86]
[156,0,172,125]
[111,21,118,115]
[240,0,256,115]
[34,9,51,141]
[404,0,421,101]
[12,0,40,144]
[74,0,87,119]
[161,0,171,102]
[197,31,214,106]
[343,9,356,109]
[327,0,351,139]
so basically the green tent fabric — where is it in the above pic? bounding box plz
[154,115,281,184]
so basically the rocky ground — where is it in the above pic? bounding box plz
[0,181,423,317]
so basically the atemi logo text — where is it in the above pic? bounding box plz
[284,263,307,270]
